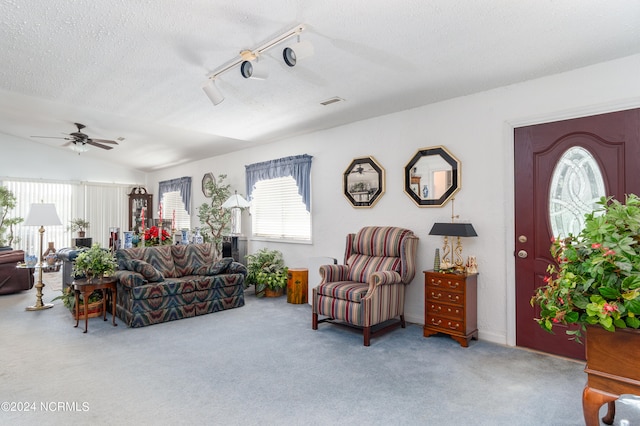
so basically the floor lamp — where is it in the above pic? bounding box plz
[24,203,62,311]
[221,191,250,235]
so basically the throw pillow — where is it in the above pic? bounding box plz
[195,258,233,276]
[121,259,164,282]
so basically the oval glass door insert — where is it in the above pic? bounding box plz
[549,146,606,237]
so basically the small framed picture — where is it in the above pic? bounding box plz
[343,156,385,208]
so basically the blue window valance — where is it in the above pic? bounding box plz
[158,176,192,214]
[245,154,313,212]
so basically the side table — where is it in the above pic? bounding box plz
[423,270,478,347]
[72,277,118,333]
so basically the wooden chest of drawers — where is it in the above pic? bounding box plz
[423,270,478,347]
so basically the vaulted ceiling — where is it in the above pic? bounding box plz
[2,1,640,172]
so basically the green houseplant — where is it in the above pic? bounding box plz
[245,248,288,297]
[72,243,117,281]
[0,186,23,247]
[68,218,90,237]
[531,195,640,342]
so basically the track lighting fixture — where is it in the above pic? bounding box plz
[202,24,306,105]
[202,79,224,105]
[240,60,269,80]
[283,39,314,67]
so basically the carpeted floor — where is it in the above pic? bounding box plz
[1,281,638,426]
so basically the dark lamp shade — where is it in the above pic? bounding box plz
[429,222,477,237]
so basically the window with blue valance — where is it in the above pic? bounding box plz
[158,177,192,214]
[245,154,313,212]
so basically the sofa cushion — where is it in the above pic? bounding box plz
[171,243,214,276]
[121,259,164,282]
[195,257,233,276]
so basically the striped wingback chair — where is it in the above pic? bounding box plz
[312,226,419,346]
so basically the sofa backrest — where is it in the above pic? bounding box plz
[344,226,418,284]
[116,243,217,278]
[116,245,177,278]
[170,243,214,276]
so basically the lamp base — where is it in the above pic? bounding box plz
[26,303,54,311]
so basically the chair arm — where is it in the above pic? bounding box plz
[319,264,350,283]
[114,270,147,289]
[370,270,403,287]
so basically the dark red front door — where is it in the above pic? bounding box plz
[514,108,640,359]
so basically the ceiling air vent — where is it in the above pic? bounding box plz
[320,97,345,106]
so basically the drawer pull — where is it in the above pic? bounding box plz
[447,294,460,302]
[447,322,460,330]
[447,281,460,289]
[431,305,442,312]
[431,292,442,299]
[431,318,442,326]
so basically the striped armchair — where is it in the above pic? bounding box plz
[312,226,419,346]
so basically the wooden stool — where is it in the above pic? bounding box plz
[287,268,308,304]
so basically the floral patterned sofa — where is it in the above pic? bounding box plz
[114,243,246,327]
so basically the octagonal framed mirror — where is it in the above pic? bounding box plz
[404,146,460,207]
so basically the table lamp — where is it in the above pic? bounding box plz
[429,222,477,271]
[23,203,62,311]
[221,191,250,235]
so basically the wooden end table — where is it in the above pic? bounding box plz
[72,277,118,333]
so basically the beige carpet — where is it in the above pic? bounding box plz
[41,268,63,292]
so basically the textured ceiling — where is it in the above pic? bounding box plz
[1,0,640,172]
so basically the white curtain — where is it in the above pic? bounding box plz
[1,179,129,251]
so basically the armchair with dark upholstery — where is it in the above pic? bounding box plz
[0,250,34,295]
[312,226,419,346]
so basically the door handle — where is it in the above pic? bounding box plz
[517,250,528,258]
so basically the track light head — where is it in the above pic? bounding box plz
[240,60,269,80]
[283,40,314,67]
[203,80,224,105]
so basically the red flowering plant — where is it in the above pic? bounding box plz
[140,226,172,246]
[531,195,640,342]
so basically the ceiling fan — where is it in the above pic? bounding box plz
[31,122,118,152]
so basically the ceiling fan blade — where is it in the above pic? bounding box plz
[31,136,70,140]
[89,138,118,145]
[86,140,114,150]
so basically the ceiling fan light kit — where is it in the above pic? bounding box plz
[204,24,312,105]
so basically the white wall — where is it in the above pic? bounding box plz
[146,53,640,346]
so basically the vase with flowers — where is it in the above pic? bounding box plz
[138,226,172,246]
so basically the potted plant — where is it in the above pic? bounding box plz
[245,248,288,297]
[72,243,117,281]
[531,194,640,340]
[532,194,640,426]
[0,187,23,248]
[52,287,104,319]
[68,218,90,237]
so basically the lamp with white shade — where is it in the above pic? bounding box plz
[221,191,251,235]
[23,203,62,311]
